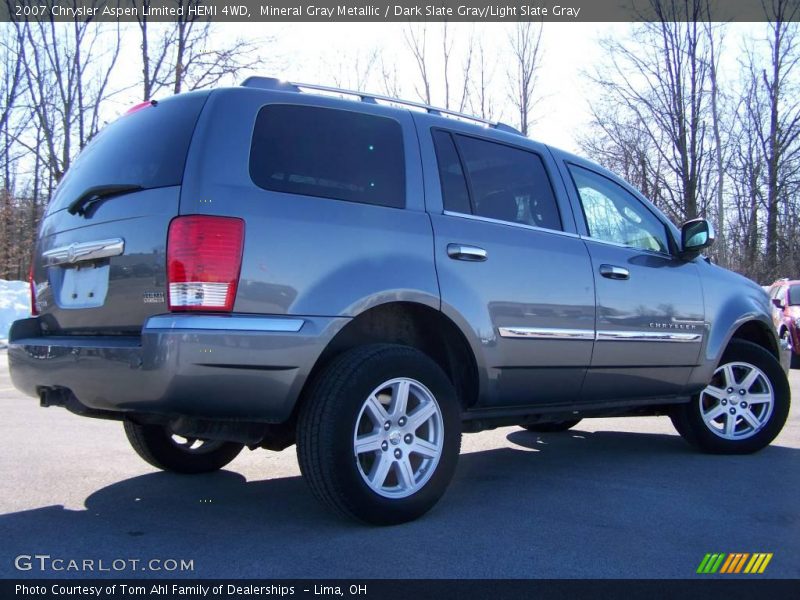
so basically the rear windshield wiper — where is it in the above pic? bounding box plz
[66,184,144,217]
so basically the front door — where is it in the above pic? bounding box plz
[564,162,705,401]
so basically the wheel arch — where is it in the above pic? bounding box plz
[297,301,483,416]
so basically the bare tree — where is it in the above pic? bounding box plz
[403,24,431,105]
[469,38,497,120]
[507,22,543,136]
[20,13,122,182]
[744,0,800,280]
[586,1,713,221]
[134,0,266,100]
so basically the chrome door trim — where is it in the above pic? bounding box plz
[498,327,702,343]
[42,238,125,266]
[145,315,305,333]
[498,327,595,341]
[442,210,580,238]
[596,330,702,343]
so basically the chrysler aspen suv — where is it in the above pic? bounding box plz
[8,77,791,524]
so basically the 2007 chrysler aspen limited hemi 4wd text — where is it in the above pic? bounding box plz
[9,78,791,525]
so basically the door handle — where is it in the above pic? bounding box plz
[447,244,487,262]
[599,264,630,280]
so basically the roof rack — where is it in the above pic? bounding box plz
[241,76,522,135]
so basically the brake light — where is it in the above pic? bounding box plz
[28,261,38,316]
[125,100,157,115]
[167,216,244,312]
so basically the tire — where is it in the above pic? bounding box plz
[671,340,790,454]
[123,421,244,474]
[296,344,461,525]
[523,419,582,433]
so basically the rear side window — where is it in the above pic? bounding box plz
[432,130,562,231]
[48,92,208,214]
[250,105,405,208]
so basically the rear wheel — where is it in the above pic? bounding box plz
[297,344,461,525]
[123,421,244,474]
[523,419,582,433]
[671,340,790,454]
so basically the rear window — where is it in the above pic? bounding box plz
[47,92,208,214]
[249,104,405,208]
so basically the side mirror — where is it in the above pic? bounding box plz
[680,218,715,259]
[772,297,785,309]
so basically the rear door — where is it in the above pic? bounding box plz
[558,158,705,401]
[418,118,596,407]
[33,92,209,335]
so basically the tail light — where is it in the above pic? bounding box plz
[167,216,245,312]
[28,261,38,316]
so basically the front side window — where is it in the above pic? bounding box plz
[568,165,670,254]
[250,105,405,208]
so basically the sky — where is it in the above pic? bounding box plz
[87,20,775,154]
[220,21,632,152]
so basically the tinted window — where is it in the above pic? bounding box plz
[432,130,471,214]
[569,165,670,254]
[455,135,561,231]
[48,92,208,214]
[250,105,405,208]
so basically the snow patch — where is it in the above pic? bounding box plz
[0,280,30,346]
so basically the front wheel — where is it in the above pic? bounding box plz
[671,340,790,454]
[297,344,461,525]
[123,421,244,474]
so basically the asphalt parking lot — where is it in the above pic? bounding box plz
[1,351,798,579]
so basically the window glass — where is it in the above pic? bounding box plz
[454,135,562,231]
[787,285,800,306]
[432,130,471,214]
[48,92,208,214]
[250,105,405,208]
[569,165,669,253]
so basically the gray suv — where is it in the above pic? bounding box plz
[8,78,791,525]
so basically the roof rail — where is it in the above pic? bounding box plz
[241,76,522,135]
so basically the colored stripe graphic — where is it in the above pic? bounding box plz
[734,553,750,573]
[698,553,726,574]
[758,553,773,573]
[720,554,736,573]
[701,553,774,575]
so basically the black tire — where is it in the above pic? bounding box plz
[296,344,461,525]
[522,419,582,433]
[123,421,244,474]
[671,340,790,454]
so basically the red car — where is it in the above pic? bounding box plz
[767,278,800,367]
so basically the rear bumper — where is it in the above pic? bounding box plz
[8,313,349,423]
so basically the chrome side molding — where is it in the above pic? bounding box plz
[499,326,702,343]
[42,238,125,266]
[596,330,702,343]
[498,327,595,341]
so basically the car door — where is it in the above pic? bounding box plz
[558,158,705,401]
[417,119,596,408]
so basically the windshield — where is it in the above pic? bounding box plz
[47,91,209,214]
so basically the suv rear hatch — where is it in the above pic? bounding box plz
[32,91,209,335]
